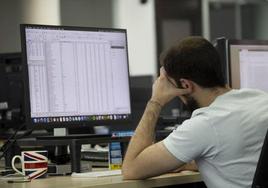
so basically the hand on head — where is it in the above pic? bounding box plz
[150,67,191,107]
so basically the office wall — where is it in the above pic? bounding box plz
[210,5,237,41]
[113,0,157,76]
[60,0,113,28]
[20,0,60,25]
[254,4,268,40]
[0,1,22,53]
[0,0,60,53]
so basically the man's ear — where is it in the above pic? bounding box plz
[180,79,193,93]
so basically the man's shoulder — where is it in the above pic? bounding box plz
[240,88,265,92]
[180,112,212,132]
[229,88,268,98]
[224,88,268,106]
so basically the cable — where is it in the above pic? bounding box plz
[0,124,33,160]
[0,123,25,152]
[0,127,34,160]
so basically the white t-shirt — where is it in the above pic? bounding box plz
[163,89,268,188]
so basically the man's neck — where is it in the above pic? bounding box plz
[194,86,231,108]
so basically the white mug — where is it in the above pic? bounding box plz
[11,150,48,180]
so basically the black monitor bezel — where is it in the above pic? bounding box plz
[227,39,268,88]
[20,24,132,130]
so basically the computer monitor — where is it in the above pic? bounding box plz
[130,75,153,127]
[20,24,131,131]
[227,40,268,91]
[0,52,24,129]
[215,38,268,91]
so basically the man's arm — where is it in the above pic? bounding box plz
[173,161,198,172]
[122,101,185,179]
[122,68,191,180]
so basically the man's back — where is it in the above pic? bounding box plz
[163,89,268,188]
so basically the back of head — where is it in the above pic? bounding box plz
[161,36,225,88]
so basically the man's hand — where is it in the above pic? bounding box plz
[151,67,190,106]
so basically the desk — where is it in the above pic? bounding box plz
[0,171,202,188]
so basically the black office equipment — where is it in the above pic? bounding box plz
[130,75,153,126]
[214,37,228,85]
[129,75,190,130]
[252,129,268,188]
[36,134,111,140]
[215,38,268,91]
[0,52,24,130]
[15,24,133,170]
[20,24,132,134]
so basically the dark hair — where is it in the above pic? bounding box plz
[161,36,225,88]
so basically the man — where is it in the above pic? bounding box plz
[122,36,268,188]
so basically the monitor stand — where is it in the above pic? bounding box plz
[38,127,111,164]
[44,128,110,165]
[53,128,69,164]
[36,128,110,140]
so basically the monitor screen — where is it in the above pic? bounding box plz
[228,40,268,92]
[20,24,131,128]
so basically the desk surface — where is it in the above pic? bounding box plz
[0,171,202,188]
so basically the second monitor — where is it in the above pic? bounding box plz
[216,38,268,92]
[228,40,268,92]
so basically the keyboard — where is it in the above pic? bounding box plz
[71,169,122,178]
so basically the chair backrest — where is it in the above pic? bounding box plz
[252,129,268,188]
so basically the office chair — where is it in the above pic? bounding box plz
[252,129,268,188]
